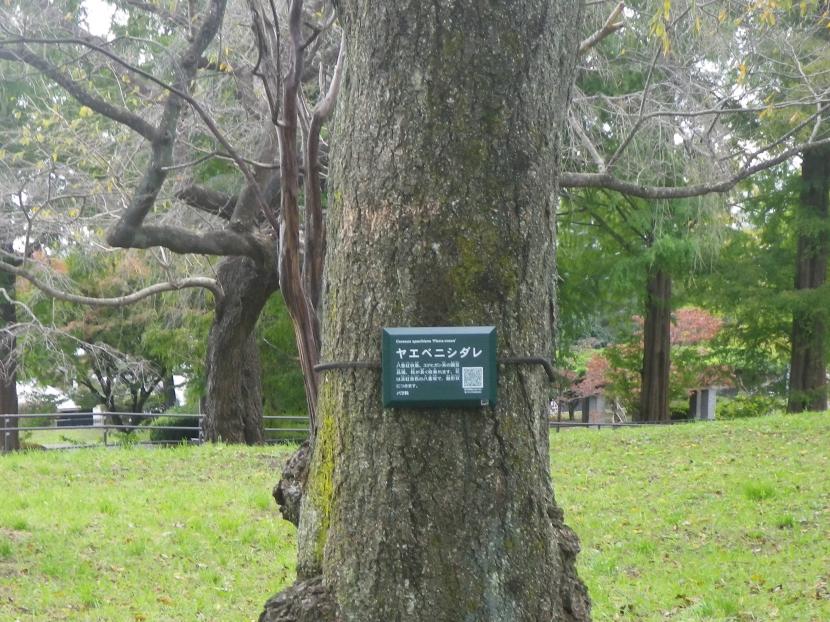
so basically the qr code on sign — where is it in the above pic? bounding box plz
[462,367,484,390]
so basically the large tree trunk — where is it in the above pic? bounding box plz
[262,1,589,621]
[638,267,672,422]
[203,256,278,443]
[0,262,19,453]
[788,146,830,413]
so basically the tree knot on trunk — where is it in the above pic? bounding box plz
[556,523,582,557]
[273,440,311,526]
[259,576,340,622]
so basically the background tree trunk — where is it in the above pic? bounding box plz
[638,268,672,422]
[203,256,278,443]
[0,262,18,452]
[263,1,590,620]
[162,373,178,410]
[788,146,830,413]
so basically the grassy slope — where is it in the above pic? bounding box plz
[0,413,827,621]
[0,445,296,621]
[552,412,830,621]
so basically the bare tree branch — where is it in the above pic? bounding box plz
[303,32,344,314]
[228,129,281,231]
[579,1,624,56]
[569,111,606,171]
[274,0,320,431]
[90,0,281,257]
[176,185,237,220]
[123,0,190,29]
[0,258,224,307]
[741,101,830,166]
[39,0,157,99]
[249,0,283,126]
[301,6,336,51]
[161,150,281,172]
[605,44,661,172]
[2,10,279,239]
[561,136,830,199]
[0,47,158,141]
[119,225,269,260]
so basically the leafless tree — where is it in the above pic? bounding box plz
[0,0,343,442]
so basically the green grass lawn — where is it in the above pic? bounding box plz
[0,412,828,621]
[0,445,296,621]
[552,412,830,621]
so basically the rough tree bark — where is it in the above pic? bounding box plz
[638,267,672,422]
[203,256,279,443]
[787,145,830,413]
[0,258,19,452]
[261,1,590,620]
[162,374,177,410]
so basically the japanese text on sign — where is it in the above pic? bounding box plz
[381,327,497,408]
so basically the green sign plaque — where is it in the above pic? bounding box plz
[382,326,497,408]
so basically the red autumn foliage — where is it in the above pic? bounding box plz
[630,307,723,345]
[670,307,723,345]
[573,354,610,398]
[570,308,728,399]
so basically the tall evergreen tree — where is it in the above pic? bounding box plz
[788,145,830,411]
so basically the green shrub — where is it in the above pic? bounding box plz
[148,415,201,443]
[718,394,782,419]
[670,400,692,420]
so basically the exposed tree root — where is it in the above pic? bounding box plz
[259,576,340,622]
